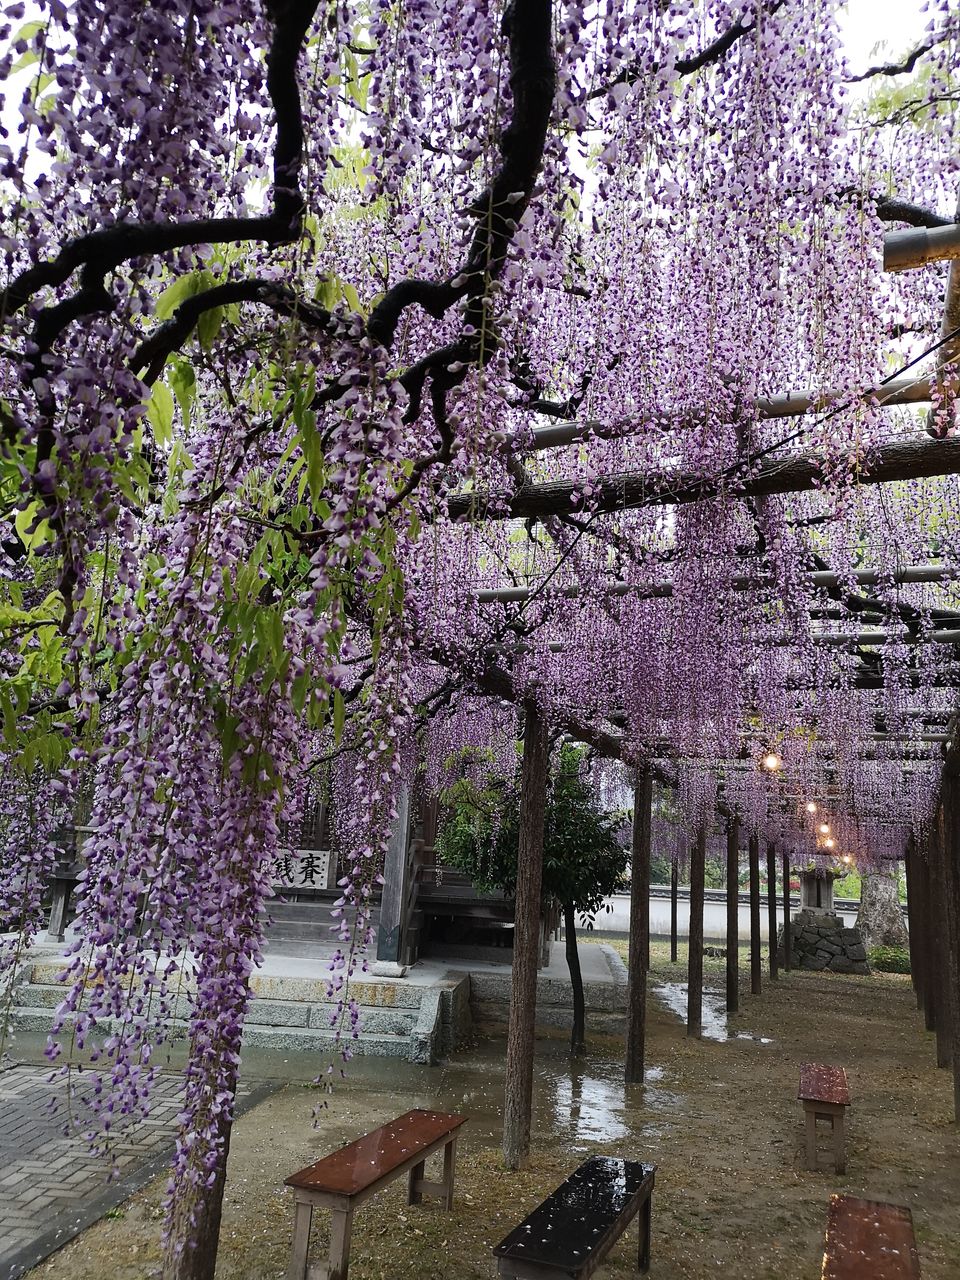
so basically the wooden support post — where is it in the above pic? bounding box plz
[782,851,792,972]
[749,832,762,996]
[46,878,73,942]
[626,767,652,1083]
[670,860,679,964]
[904,842,922,1010]
[725,816,739,1014]
[687,824,706,1038]
[502,696,549,1171]
[940,770,960,1119]
[930,808,954,1071]
[766,842,779,981]
[375,785,412,971]
[921,851,937,1033]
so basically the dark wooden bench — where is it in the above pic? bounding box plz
[493,1156,655,1278]
[822,1194,921,1278]
[284,1107,466,1280]
[799,1062,850,1173]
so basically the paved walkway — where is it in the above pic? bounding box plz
[0,1063,273,1280]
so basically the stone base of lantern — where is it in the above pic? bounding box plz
[776,910,870,975]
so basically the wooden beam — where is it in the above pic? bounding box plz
[527,373,938,452]
[449,435,960,523]
[474,564,958,604]
[884,222,960,271]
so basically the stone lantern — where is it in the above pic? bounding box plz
[799,868,836,914]
[776,868,870,975]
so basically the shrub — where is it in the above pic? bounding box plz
[869,945,911,974]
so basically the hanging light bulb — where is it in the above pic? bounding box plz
[806,801,817,815]
[841,854,852,865]
[824,837,835,850]
[761,751,782,772]
[819,822,830,836]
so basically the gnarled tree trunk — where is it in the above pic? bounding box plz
[162,1067,237,1280]
[856,867,909,950]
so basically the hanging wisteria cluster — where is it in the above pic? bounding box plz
[3,0,960,1268]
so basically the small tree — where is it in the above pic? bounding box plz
[440,744,629,1054]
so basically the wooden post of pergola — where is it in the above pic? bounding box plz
[911,844,926,1013]
[625,766,652,1084]
[782,850,792,972]
[687,824,706,1038]
[942,768,960,1121]
[931,813,954,1072]
[502,695,549,1171]
[926,849,942,1039]
[670,858,679,963]
[726,815,740,1014]
[749,832,762,996]
[766,842,779,981]
[937,763,960,1118]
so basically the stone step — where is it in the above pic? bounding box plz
[8,1006,416,1059]
[11,967,471,1065]
[23,963,425,1010]
[11,983,418,1035]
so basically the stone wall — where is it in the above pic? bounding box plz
[776,908,870,975]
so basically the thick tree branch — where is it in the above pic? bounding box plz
[876,197,956,230]
[131,280,333,384]
[1,0,320,336]
[366,0,556,351]
[848,35,951,83]
[591,0,785,100]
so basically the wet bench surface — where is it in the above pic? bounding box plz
[799,1063,850,1107]
[799,1063,850,1174]
[494,1155,656,1278]
[822,1194,920,1279]
[285,1108,466,1280]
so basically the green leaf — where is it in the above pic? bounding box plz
[218,712,241,765]
[333,689,345,744]
[154,270,213,321]
[146,382,175,446]
[168,358,197,429]
[197,305,224,351]
[14,503,53,553]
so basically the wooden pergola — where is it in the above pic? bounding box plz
[437,222,960,1165]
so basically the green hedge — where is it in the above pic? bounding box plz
[869,945,911,974]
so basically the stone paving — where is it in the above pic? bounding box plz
[0,1062,273,1280]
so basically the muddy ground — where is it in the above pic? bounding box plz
[27,942,960,1279]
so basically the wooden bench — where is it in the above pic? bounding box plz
[284,1107,466,1280]
[493,1155,656,1278]
[822,1194,921,1278]
[799,1062,850,1174]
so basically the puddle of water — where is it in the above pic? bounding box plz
[654,981,728,1041]
[653,982,773,1045]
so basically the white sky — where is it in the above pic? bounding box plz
[840,0,926,75]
